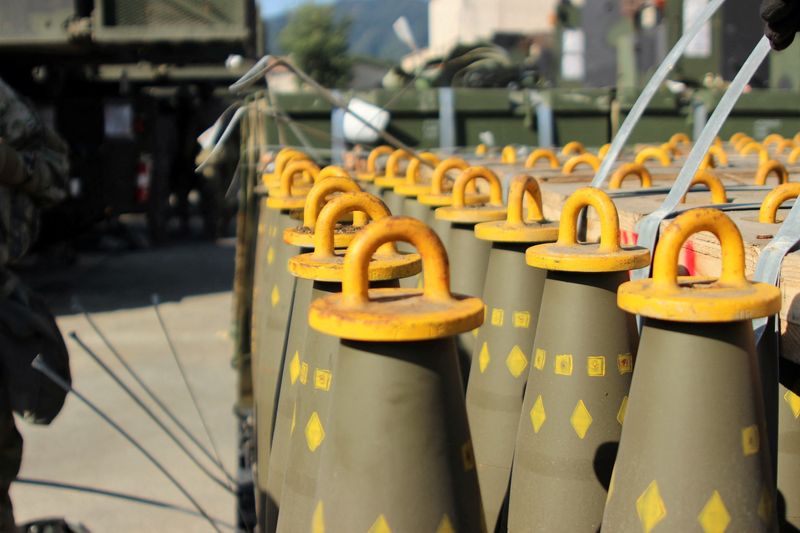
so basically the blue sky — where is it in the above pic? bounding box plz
[258,0,336,18]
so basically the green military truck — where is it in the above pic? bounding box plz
[0,0,263,242]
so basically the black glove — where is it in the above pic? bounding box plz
[0,143,24,187]
[762,0,800,50]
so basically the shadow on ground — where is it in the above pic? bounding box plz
[14,238,236,316]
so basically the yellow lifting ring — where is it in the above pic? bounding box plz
[754,159,790,186]
[265,149,309,185]
[283,177,364,248]
[395,152,441,197]
[318,165,351,180]
[266,160,321,209]
[789,146,800,165]
[775,139,796,155]
[707,145,729,167]
[794,132,800,145]
[357,145,393,182]
[501,145,518,164]
[681,172,727,205]
[474,175,559,243]
[435,166,507,223]
[526,187,650,273]
[561,141,586,156]
[308,217,485,341]
[617,208,781,322]
[418,159,486,207]
[739,141,769,165]
[475,143,488,156]
[289,193,421,283]
[525,148,560,169]
[374,149,413,188]
[763,133,786,148]
[598,143,611,159]
[759,182,800,223]
[562,153,601,174]
[734,136,755,153]
[608,163,653,190]
[669,132,691,146]
[729,132,747,144]
[634,146,671,167]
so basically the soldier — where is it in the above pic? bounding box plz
[762,0,800,50]
[0,77,71,531]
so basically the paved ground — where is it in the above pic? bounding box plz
[9,238,240,532]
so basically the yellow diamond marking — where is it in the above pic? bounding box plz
[698,490,731,533]
[312,501,325,533]
[289,351,301,384]
[267,246,275,266]
[513,311,531,328]
[506,346,529,378]
[618,353,633,374]
[555,354,573,376]
[491,308,504,326]
[570,399,593,439]
[636,480,667,533]
[478,342,490,374]
[530,395,546,433]
[314,369,332,391]
[784,389,800,419]
[587,355,606,377]
[617,396,628,425]
[367,514,392,533]
[435,514,454,533]
[741,424,759,456]
[305,411,325,452]
[757,485,772,523]
[534,348,546,371]
[271,285,280,308]
[290,401,296,435]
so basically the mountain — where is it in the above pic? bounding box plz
[266,0,429,62]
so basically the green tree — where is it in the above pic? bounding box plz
[279,5,352,88]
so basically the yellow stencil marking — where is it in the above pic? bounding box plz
[461,441,475,471]
[305,411,325,452]
[530,395,546,433]
[741,425,760,456]
[478,342,490,374]
[300,362,309,385]
[636,480,667,533]
[289,352,301,385]
[698,490,731,533]
[267,246,275,266]
[367,514,392,533]
[270,225,277,238]
[617,353,633,374]
[290,401,296,435]
[314,369,332,391]
[617,396,628,425]
[435,514,454,533]
[554,354,573,376]
[506,346,529,378]
[513,311,531,328]
[758,485,771,523]
[491,308,504,327]
[570,400,593,439]
[312,501,325,533]
[534,348,546,371]
[271,285,280,308]
[784,389,800,419]
[471,328,478,338]
[587,356,606,377]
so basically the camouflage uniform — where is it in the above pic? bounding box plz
[0,78,69,531]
